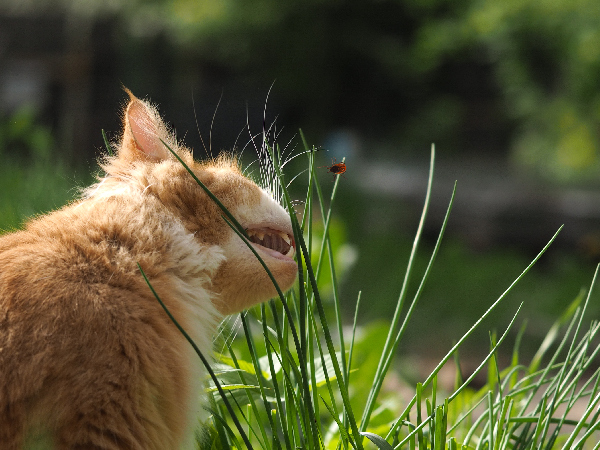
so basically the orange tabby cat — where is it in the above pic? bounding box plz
[0,91,298,449]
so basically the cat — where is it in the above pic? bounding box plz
[0,90,298,449]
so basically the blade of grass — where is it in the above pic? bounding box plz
[416,383,425,450]
[503,285,598,449]
[561,390,600,450]
[321,396,357,449]
[309,299,340,435]
[308,140,351,436]
[369,179,456,437]
[434,402,446,450]
[267,300,303,448]
[494,396,511,450]
[367,174,458,439]
[487,390,495,450]
[293,218,363,448]
[572,415,600,449]
[361,146,437,433]
[510,321,528,391]
[529,290,585,373]
[360,432,393,450]
[265,335,311,448]
[206,407,244,450]
[208,394,233,448]
[101,130,113,156]
[347,291,362,381]
[514,305,580,423]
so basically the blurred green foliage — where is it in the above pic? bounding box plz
[115,0,600,181]
[462,0,600,182]
[0,106,53,162]
[3,0,600,178]
[6,0,600,178]
[0,107,87,233]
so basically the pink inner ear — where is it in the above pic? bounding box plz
[127,100,170,160]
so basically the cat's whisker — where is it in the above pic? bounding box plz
[286,169,309,190]
[261,83,274,152]
[241,157,261,177]
[215,315,242,352]
[208,90,224,159]
[191,90,208,159]
[232,124,247,158]
[280,148,311,170]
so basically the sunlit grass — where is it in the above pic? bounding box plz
[145,137,600,449]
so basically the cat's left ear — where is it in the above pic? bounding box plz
[120,89,171,162]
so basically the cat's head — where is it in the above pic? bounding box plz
[102,90,298,315]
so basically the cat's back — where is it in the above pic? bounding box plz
[0,197,152,311]
[0,198,195,449]
[0,191,192,360]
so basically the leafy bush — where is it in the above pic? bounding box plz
[118,0,600,181]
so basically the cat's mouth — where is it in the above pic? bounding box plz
[246,227,295,259]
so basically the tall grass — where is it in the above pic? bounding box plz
[142,140,600,449]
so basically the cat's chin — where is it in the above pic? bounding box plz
[249,241,298,278]
[211,230,298,315]
[243,226,298,293]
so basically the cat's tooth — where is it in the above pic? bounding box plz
[256,231,265,240]
[280,233,291,245]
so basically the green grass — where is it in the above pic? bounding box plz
[0,156,89,233]
[143,140,600,449]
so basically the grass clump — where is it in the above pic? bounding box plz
[143,138,600,450]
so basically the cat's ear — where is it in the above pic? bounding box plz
[120,89,171,162]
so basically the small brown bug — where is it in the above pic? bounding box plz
[323,158,347,179]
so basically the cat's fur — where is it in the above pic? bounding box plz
[0,91,298,449]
